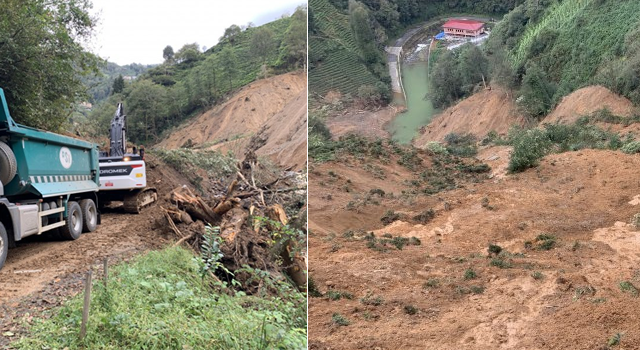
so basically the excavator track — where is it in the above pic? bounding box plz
[123,187,158,214]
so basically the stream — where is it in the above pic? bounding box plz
[388,61,440,144]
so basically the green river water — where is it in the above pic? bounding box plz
[388,61,440,144]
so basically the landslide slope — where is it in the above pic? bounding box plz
[543,85,636,124]
[157,72,307,170]
[309,147,640,350]
[414,87,525,146]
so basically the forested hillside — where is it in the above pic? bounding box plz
[84,7,307,144]
[0,0,99,131]
[82,62,154,104]
[308,0,521,102]
[430,0,640,118]
[487,0,640,117]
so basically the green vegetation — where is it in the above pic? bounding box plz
[153,148,237,191]
[309,0,384,100]
[364,232,421,252]
[619,281,639,297]
[85,8,306,144]
[308,276,323,297]
[360,292,384,306]
[485,0,640,117]
[490,258,512,269]
[13,247,306,349]
[608,332,623,347]
[463,268,477,280]
[0,0,99,131]
[309,0,518,104]
[431,44,488,108]
[531,271,544,280]
[535,234,557,250]
[424,278,440,288]
[403,305,418,315]
[326,290,354,300]
[331,313,351,326]
[380,210,400,225]
[493,121,629,173]
[487,244,503,256]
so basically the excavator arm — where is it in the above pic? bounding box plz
[108,103,126,158]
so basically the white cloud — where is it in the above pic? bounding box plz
[88,0,304,65]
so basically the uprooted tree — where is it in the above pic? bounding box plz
[160,148,307,293]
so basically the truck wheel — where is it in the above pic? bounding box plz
[60,201,83,240]
[0,142,17,185]
[80,199,97,233]
[0,222,8,271]
[41,202,50,227]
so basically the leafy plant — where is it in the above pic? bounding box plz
[619,281,639,297]
[464,268,477,280]
[199,225,233,280]
[331,313,350,326]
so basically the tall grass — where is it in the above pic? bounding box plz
[13,247,307,350]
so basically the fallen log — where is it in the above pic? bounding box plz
[264,204,306,290]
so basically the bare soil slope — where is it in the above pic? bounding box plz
[326,106,400,140]
[543,85,635,124]
[157,72,307,170]
[415,88,525,146]
[309,148,640,350]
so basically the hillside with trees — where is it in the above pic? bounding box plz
[308,0,522,103]
[82,6,306,145]
[0,0,100,131]
[430,0,640,119]
[82,62,155,104]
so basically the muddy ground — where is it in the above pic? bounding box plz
[0,154,188,346]
[309,145,640,350]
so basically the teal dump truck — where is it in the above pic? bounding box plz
[0,88,100,270]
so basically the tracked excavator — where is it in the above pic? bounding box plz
[98,103,157,213]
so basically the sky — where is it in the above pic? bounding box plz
[88,0,305,66]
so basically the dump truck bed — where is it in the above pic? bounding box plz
[0,89,99,198]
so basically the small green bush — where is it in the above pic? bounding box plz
[464,268,477,280]
[332,313,350,326]
[508,128,552,173]
[621,141,640,154]
[380,210,400,225]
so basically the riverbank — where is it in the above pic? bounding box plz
[386,15,494,144]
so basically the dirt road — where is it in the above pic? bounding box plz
[0,210,167,304]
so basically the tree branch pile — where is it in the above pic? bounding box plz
[160,149,307,292]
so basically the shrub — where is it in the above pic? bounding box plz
[508,128,552,173]
[536,234,557,250]
[413,209,435,224]
[332,313,350,326]
[619,281,639,297]
[444,133,478,158]
[488,244,503,256]
[621,141,640,154]
[326,290,354,301]
[403,305,418,315]
[380,210,400,225]
[464,268,477,280]
[426,141,448,155]
[490,258,512,269]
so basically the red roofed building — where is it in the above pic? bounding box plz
[443,19,485,37]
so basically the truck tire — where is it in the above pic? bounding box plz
[0,142,17,185]
[80,199,97,233]
[41,202,50,227]
[0,222,8,271]
[60,201,83,240]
